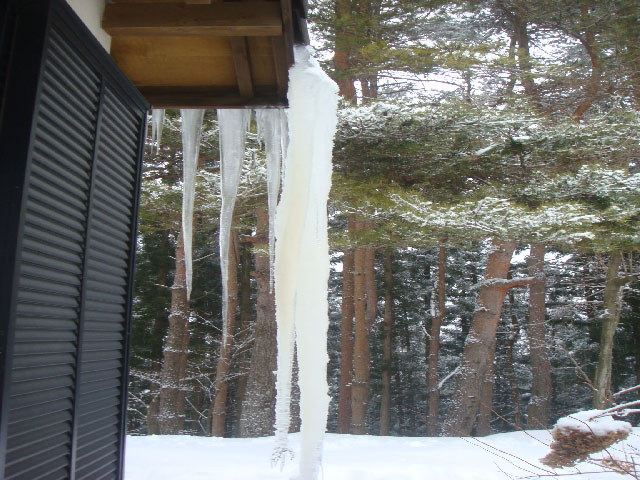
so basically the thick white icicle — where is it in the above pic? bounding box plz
[151,108,165,153]
[217,109,251,346]
[180,109,205,300]
[272,46,338,480]
[255,109,285,291]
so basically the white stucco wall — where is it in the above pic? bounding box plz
[65,0,111,52]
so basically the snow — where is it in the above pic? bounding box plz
[256,109,286,291]
[180,109,205,299]
[151,108,165,153]
[272,45,338,479]
[125,429,640,480]
[555,409,632,437]
[217,109,251,345]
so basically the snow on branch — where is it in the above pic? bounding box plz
[471,276,535,291]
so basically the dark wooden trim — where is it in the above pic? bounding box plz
[230,37,254,98]
[279,0,295,66]
[139,85,286,108]
[103,2,282,37]
[271,36,288,98]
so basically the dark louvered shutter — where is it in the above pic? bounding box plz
[0,1,148,479]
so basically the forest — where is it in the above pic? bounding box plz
[127,0,640,443]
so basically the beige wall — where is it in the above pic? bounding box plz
[66,0,111,52]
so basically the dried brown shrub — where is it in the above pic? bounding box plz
[541,427,630,468]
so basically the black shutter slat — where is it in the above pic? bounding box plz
[79,360,122,375]
[5,445,70,479]
[92,199,133,233]
[9,383,74,407]
[86,245,129,270]
[77,393,120,414]
[21,244,84,271]
[11,375,75,397]
[11,353,77,370]
[76,450,118,480]
[17,265,79,289]
[18,276,80,297]
[6,419,71,450]
[15,303,78,321]
[92,187,134,219]
[14,329,77,343]
[16,290,80,309]
[7,411,72,436]
[86,279,127,297]
[9,397,74,422]
[22,215,85,247]
[12,364,76,383]
[39,98,96,146]
[32,133,94,183]
[27,181,87,220]
[41,68,98,121]
[81,350,123,363]
[85,258,127,279]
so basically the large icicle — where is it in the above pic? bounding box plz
[151,108,165,153]
[255,109,285,291]
[217,109,251,346]
[272,46,338,480]
[180,109,205,300]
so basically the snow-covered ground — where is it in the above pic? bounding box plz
[125,429,640,480]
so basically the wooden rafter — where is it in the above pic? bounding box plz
[103,2,282,37]
[271,36,288,98]
[230,37,254,98]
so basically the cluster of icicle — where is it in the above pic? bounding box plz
[148,45,338,480]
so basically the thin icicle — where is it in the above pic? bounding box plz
[272,46,338,480]
[180,109,205,300]
[255,109,285,292]
[151,108,165,153]
[217,109,251,347]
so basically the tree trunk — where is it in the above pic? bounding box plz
[365,245,377,331]
[573,2,603,121]
[498,3,542,110]
[506,288,523,430]
[527,243,552,428]
[395,369,404,435]
[211,229,240,436]
[351,220,369,434]
[444,241,532,436]
[333,0,357,102]
[156,233,191,435]
[379,248,393,435]
[426,246,446,436]
[476,342,496,437]
[593,251,627,408]
[239,208,278,437]
[337,217,356,433]
[234,241,254,434]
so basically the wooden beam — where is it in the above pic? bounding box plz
[279,0,295,66]
[103,2,282,37]
[230,37,254,98]
[271,36,288,98]
[139,86,287,109]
